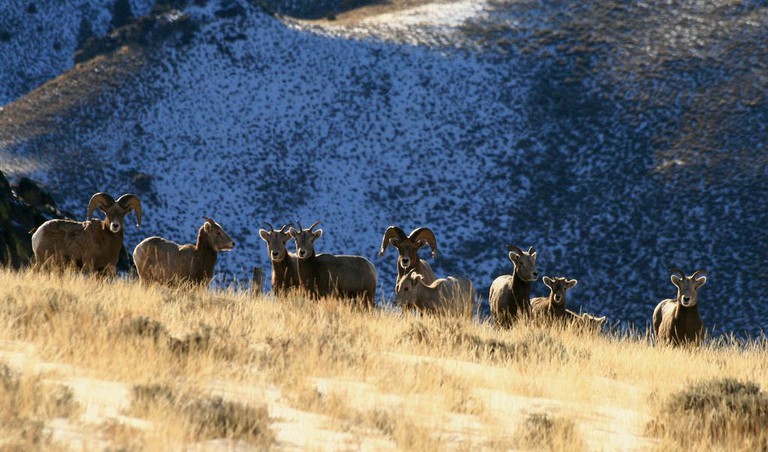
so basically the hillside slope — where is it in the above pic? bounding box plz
[0,0,766,336]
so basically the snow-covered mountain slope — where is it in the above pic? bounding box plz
[1,0,766,336]
[0,0,155,104]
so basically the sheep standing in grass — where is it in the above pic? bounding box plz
[394,271,474,319]
[531,276,578,323]
[489,245,539,328]
[133,217,234,287]
[258,223,298,296]
[289,221,377,308]
[653,268,707,346]
[31,192,142,275]
[379,226,438,288]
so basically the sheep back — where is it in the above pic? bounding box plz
[298,253,378,307]
[133,236,217,286]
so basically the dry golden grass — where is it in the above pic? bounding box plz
[1,267,767,450]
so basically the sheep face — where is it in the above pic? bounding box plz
[380,226,438,272]
[542,276,577,306]
[87,193,142,234]
[507,245,538,282]
[670,269,707,307]
[394,272,422,308]
[203,217,235,252]
[289,221,322,260]
[259,224,292,262]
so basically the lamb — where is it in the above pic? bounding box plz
[132,217,235,287]
[394,271,474,319]
[30,192,142,275]
[531,276,578,323]
[289,221,378,308]
[488,245,539,328]
[379,226,438,288]
[258,222,299,296]
[653,268,707,346]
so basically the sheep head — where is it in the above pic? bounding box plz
[394,270,424,308]
[542,276,578,306]
[381,226,438,272]
[86,192,142,234]
[507,245,538,282]
[201,217,235,252]
[259,223,293,262]
[289,221,322,260]
[669,267,707,307]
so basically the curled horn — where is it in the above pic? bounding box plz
[264,222,275,232]
[308,221,321,231]
[380,226,407,256]
[86,192,115,220]
[669,267,686,278]
[409,227,438,258]
[506,244,524,256]
[117,194,142,227]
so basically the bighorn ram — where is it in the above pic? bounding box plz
[379,226,438,288]
[653,267,707,346]
[31,192,142,275]
[531,276,578,322]
[489,245,539,328]
[394,271,474,319]
[133,217,234,287]
[258,223,299,295]
[289,221,378,308]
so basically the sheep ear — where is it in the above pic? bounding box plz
[390,238,401,248]
[203,222,212,233]
[566,279,578,289]
[508,251,519,263]
[258,229,270,241]
[313,229,323,240]
[695,275,707,288]
[670,274,682,287]
[288,227,297,237]
[542,276,553,288]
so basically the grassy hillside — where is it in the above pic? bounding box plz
[1,268,767,450]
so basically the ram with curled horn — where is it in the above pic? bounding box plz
[488,244,539,328]
[380,226,439,290]
[133,216,235,287]
[30,192,142,275]
[289,221,378,308]
[258,222,299,296]
[652,267,708,346]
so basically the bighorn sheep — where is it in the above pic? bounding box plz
[531,276,578,322]
[133,217,234,287]
[489,245,539,328]
[30,192,142,275]
[379,226,438,288]
[653,268,707,346]
[394,271,474,319]
[289,221,378,308]
[258,222,299,296]
[566,310,607,332]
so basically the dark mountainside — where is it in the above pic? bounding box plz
[0,0,766,337]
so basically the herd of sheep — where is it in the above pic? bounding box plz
[28,192,709,347]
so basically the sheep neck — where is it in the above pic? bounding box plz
[194,230,218,277]
[511,268,532,308]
